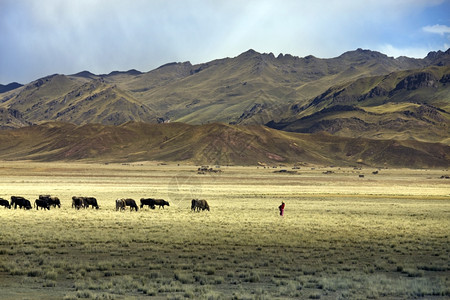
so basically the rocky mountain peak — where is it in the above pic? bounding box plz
[339,48,390,60]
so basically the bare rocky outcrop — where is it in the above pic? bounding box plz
[393,72,439,91]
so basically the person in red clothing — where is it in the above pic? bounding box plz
[279,201,285,216]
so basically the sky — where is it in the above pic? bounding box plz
[1,0,450,84]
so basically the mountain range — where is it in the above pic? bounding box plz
[0,48,449,167]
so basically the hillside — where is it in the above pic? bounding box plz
[1,75,160,125]
[268,65,450,144]
[0,122,447,168]
[0,107,31,129]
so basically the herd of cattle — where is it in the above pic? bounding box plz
[0,195,210,212]
[0,195,61,210]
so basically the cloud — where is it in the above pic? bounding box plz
[376,44,435,58]
[1,0,449,84]
[423,24,450,35]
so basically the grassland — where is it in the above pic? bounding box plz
[0,161,449,299]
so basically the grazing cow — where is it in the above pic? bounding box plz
[39,195,61,208]
[116,199,126,211]
[191,199,210,212]
[72,196,84,210]
[153,199,170,209]
[140,198,169,209]
[123,198,138,211]
[34,199,50,210]
[10,196,32,209]
[0,198,11,209]
[140,198,156,209]
[191,199,197,211]
[82,197,99,209]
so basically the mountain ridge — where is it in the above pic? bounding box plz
[0,82,23,94]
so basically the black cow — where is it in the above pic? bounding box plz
[34,199,50,210]
[0,198,11,209]
[72,196,83,210]
[191,199,210,212]
[123,198,138,211]
[82,197,99,209]
[140,198,169,209]
[10,196,32,210]
[39,195,61,208]
[140,198,156,209]
[153,199,169,209]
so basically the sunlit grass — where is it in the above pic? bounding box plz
[0,161,448,299]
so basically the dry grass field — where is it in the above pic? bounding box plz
[0,161,449,299]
